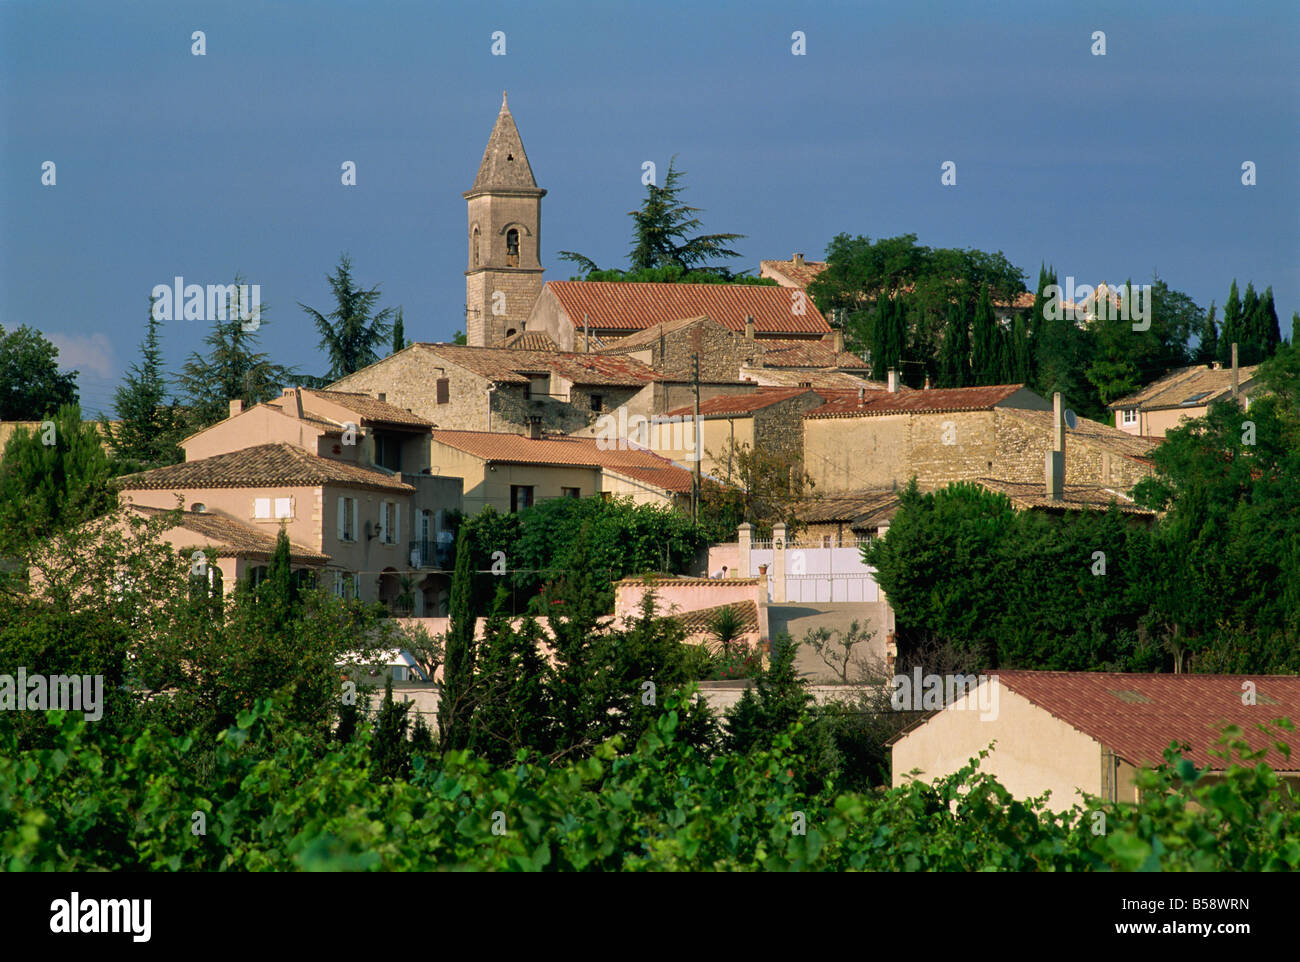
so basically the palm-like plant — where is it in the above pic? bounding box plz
[707,604,745,658]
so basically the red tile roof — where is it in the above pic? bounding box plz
[501,330,559,351]
[998,408,1161,462]
[663,387,821,419]
[805,384,1029,418]
[759,257,828,289]
[996,671,1300,772]
[119,443,415,493]
[431,430,694,492]
[299,389,433,427]
[129,505,330,563]
[970,479,1156,516]
[752,339,870,369]
[545,280,831,335]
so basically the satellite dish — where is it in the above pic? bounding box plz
[1064,409,1078,430]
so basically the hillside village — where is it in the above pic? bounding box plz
[3,91,1298,873]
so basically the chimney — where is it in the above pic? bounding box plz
[378,392,386,403]
[282,387,303,420]
[1231,342,1239,398]
[923,374,931,390]
[887,368,899,393]
[857,386,866,405]
[527,416,543,440]
[792,253,805,267]
[584,313,590,354]
[832,329,844,353]
[229,399,243,418]
[744,315,755,340]
[1045,391,1065,501]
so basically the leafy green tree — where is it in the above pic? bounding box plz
[699,439,816,541]
[101,300,185,467]
[452,329,467,345]
[0,403,116,555]
[0,324,79,420]
[300,254,395,381]
[560,156,745,277]
[176,279,297,429]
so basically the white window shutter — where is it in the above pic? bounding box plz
[395,504,401,545]
[337,497,345,539]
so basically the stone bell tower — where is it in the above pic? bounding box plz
[464,92,546,347]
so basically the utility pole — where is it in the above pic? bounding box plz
[692,352,701,523]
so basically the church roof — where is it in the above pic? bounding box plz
[467,92,542,194]
[544,281,832,335]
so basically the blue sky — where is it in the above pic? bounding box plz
[2,0,1296,418]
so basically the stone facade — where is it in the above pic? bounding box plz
[992,410,1152,489]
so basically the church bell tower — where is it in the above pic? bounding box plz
[464,92,546,347]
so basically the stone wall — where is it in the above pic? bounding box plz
[993,410,1152,488]
[752,393,827,466]
[906,411,1000,485]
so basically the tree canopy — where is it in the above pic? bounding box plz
[0,325,79,420]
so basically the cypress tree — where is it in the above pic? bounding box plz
[1259,288,1282,359]
[1240,283,1260,364]
[1195,301,1218,365]
[1218,280,1241,366]
[1010,312,1030,383]
[391,307,406,355]
[940,300,969,387]
[870,293,890,380]
[971,284,997,385]
[438,525,478,752]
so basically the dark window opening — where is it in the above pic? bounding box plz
[562,487,581,498]
[590,394,603,412]
[510,485,535,513]
[373,432,402,472]
[471,227,480,267]
[506,228,520,267]
[436,377,449,404]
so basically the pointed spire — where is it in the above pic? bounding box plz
[468,92,540,193]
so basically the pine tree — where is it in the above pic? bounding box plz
[102,298,184,467]
[371,678,412,781]
[1218,280,1242,366]
[299,254,395,381]
[438,525,478,752]
[391,308,406,355]
[176,278,297,429]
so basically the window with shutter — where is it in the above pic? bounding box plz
[436,378,449,404]
[254,498,271,519]
[275,497,292,518]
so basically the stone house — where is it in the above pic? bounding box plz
[889,672,1300,811]
[430,428,694,515]
[1108,361,1261,438]
[646,387,829,480]
[802,382,1157,493]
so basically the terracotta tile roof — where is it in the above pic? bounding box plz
[129,504,330,563]
[501,330,559,351]
[431,430,694,491]
[759,257,828,289]
[795,491,901,526]
[805,383,1029,418]
[1108,364,1262,412]
[118,443,415,493]
[545,280,831,335]
[596,315,716,351]
[998,408,1161,462]
[995,671,1300,772]
[739,367,884,390]
[415,343,660,386]
[299,389,433,428]
[616,575,760,588]
[669,600,760,636]
[663,387,822,419]
[752,339,870,369]
[970,479,1156,516]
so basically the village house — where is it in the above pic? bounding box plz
[802,380,1158,494]
[1109,359,1261,438]
[116,442,450,613]
[429,428,694,515]
[889,671,1300,811]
